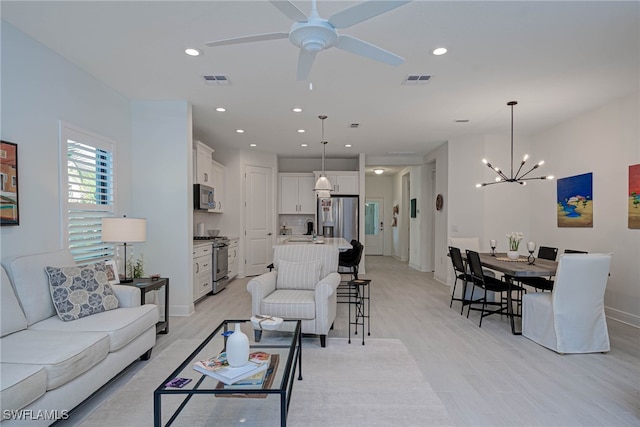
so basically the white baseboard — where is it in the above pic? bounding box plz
[169,304,195,317]
[605,306,640,329]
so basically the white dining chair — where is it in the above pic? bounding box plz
[522,253,612,354]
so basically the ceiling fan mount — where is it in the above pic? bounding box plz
[205,0,411,80]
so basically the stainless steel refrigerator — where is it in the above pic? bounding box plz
[317,195,359,242]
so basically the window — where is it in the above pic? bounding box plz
[60,123,116,264]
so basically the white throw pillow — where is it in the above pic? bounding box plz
[276,260,321,290]
[45,262,119,321]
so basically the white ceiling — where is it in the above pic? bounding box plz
[2,1,638,164]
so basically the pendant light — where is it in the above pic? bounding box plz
[314,115,332,197]
[476,101,554,187]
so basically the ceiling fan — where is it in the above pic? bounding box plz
[205,0,411,81]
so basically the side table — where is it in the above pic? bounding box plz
[347,279,371,345]
[128,278,169,334]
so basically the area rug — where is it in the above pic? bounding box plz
[79,338,453,427]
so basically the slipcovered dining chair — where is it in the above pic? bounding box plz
[522,253,612,354]
[518,246,558,292]
[246,244,340,347]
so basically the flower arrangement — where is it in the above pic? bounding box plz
[506,232,524,251]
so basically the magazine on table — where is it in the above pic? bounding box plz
[193,351,270,385]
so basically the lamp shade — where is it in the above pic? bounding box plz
[101,217,147,243]
[314,175,333,192]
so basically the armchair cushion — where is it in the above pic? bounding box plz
[45,262,119,321]
[261,289,315,319]
[276,260,321,290]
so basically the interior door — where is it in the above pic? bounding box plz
[364,198,384,255]
[244,165,273,276]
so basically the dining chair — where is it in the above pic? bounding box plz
[522,253,612,353]
[448,246,474,314]
[518,246,558,292]
[466,250,525,327]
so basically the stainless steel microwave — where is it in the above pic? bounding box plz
[194,184,215,210]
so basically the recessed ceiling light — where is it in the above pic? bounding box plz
[297,129,305,133]
[250,144,257,147]
[374,168,385,175]
[301,144,308,147]
[236,129,245,134]
[185,48,202,57]
[345,144,352,148]
[292,107,303,113]
[432,47,448,56]
[216,107,226,112]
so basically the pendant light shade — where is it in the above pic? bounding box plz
[314,115,333,195]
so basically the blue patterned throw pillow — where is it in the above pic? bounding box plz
[45,262,119,321]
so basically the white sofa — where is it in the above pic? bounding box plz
[246,244,340,347]
[0,249,159,426]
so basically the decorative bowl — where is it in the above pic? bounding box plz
[251,315,283,331]
[207,229,220,237]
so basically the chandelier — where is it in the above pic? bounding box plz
[314,115,333,198]
[476,101,554,187]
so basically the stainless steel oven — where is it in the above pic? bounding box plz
[212,237,229,294]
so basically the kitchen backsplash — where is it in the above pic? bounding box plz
[279,214,315,235]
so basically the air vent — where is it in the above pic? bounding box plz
[349,123,359,128]
[402,75,431,85]
[455,119,470,123]
[202,75,230,86]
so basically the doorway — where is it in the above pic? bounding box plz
[244,164,273,276]
[364,197,384,255]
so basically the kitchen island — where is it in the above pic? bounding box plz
[275,236,352,251]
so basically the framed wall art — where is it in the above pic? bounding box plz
[629,164,640,229]
[105,260,120,285]
[0,141,19,226]
[557,172,593,228]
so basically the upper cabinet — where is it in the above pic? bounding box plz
[210,160,225,213]
[314,171,359,195]
[279,173,315,214]
[194,141,213,185]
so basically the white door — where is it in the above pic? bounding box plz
[364,198,384,255]
[244,165,273,276]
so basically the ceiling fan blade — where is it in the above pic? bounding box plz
[269,1,308,23]
[328,0,411,29]
[297,49,317,81]
[336,35,405,66]
[206,32,289,47]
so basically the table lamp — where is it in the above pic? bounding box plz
[101,216,147,283]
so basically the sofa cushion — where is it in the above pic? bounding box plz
[276,260,321,290]
[45,262,119,321]
[1,267,28,337]
[261,289,316,319]
[2,249,76,326]
[30,304,159,352]
[0,363,47,412]
[0,330,110,390]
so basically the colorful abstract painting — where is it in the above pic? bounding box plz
[629,164,640,229]
[557,172,593,227]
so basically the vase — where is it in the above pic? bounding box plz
[507,250,520,260]
[226,323,250,367]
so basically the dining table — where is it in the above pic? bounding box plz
[473,253,558,335]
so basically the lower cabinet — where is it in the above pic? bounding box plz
[228,237,239,281]
[193,244,213,302]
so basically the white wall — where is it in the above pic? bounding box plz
[446,93,640,326]
[425,143,449,283]
[530,92,640,326]
[0,22,132,259]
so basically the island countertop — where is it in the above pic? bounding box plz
[275,236,352,251]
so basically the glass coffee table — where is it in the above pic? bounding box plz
[154,319,302,427]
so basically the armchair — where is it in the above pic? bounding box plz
[246,244,340,347]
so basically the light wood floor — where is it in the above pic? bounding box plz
[70,256,639,426]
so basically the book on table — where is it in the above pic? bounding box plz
[193,351,270,385]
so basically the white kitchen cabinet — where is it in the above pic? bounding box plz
[279,173,315,214]
[194,141,214,185]
[210,160,225,212]
[193,243,213,302]
[314,171,359,195]
[227,237,239,281]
